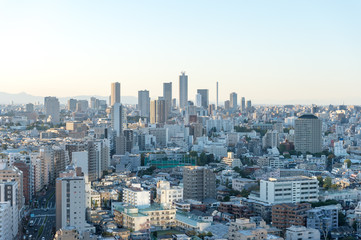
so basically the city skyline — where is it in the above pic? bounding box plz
[0,1,360,105]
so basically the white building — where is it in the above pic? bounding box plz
[285,225,320,240]
[250,176,319,204]
[0,181,19,238]
[122,183,150,208]
[156,180,183,208]
[56,169,87,233]
[0,202,12,240]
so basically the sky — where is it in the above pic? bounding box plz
[0,0,360,105]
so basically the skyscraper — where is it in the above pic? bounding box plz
[138,90,150,118]
[111,103,126,137]
[295,114,322,154]
[197,89,209,109]
[230,92,238,110]
[241,97,246,112]
[179,72,188,109]
[163,82,172,118]
[150,98,166,124]
[111,82,121,106]
[195,93,202,107]
[67,98,77,112]
[216,82,219,109]
[44,96,60,123]
[247,100,252,111]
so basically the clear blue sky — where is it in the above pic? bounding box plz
[0,0,360,104]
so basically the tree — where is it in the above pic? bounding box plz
[338,211,346,226]
[317,176,324,187]
[323,177,332,189]
[344,159,352,168]
[223,196,230,202]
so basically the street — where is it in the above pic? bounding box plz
[25,187,56,240]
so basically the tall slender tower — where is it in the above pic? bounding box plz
[179,72,188,109]
[138,90,150,118]
[216,82,219,109]
[163,82,172,118]
[111,82,121,106]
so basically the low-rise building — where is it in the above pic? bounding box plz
[285,225,320,240]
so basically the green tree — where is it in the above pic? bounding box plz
[317,176,324,187]
[323,177,332,189]
[338,211,346,226]
[344,159,352,168]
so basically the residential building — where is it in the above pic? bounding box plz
[307,205,338,235]
[183,166,216,201]
[272,203,311,230]
[295,114,322,154]
[122,183,150,208]
[44,96,60,124]
[285,226,320,240]
[221,152,242,168]
[155,180,183,208]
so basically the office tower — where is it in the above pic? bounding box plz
[150,100,157,124]
[0,181,19,238]
[247,100,252,111]
[179,72,188,109]
[111,103,126,137]
[0,160,23,212]
[216,82,219,109]
[138,90,150,118]
[163,82,172,118]
[195,93,202,107]
[26,103,34,112]
[156,97,166,123]
[294,114,322,154]
[56,169,86,232]
[53,146,67,179]
[150,98,166,124]
[68,98,77,112]
[183,166,216,201]
[123,129,134,153]
[208,104,215,116]
[197,89,209,109]
[224,100,230,110]
[241,97,246,112]
[230,92,238,110]
[0,202,12,240]
[44,96,60,124]
[111,82,121,106]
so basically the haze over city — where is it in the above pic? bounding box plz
[1,0,361,104]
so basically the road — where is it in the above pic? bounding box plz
[26,187,56,240]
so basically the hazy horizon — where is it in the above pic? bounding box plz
[1,1,360,105]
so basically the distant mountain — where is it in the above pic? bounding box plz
[0,92,137,105]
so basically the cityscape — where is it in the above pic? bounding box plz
[1,1,361,240]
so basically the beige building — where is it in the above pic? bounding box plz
[221,152,242,168]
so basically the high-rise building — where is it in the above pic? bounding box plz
[197,89,209,109]
[26,103,34,112]
[272,203,311,230]
[0,181,19,238]
[179,72,188,109]
[163,82,172,118]
[138,90,150,118]
[44,96,60,124]
[0,202,12,240]
[195,93,202,108]
[67,99,77,112]
[183,166,216,201]
[111,103,126,137]
[216,82,219,109]
[111,82,121,106]
[224,100,230,110]
[294,114,322,154]
[0,160,24,212]
[150,98,166,124]
[241,97,246,112]
[230,92,238,110]
[53,146,67,179]
[56,168,86,233]
[247,100,252,111]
